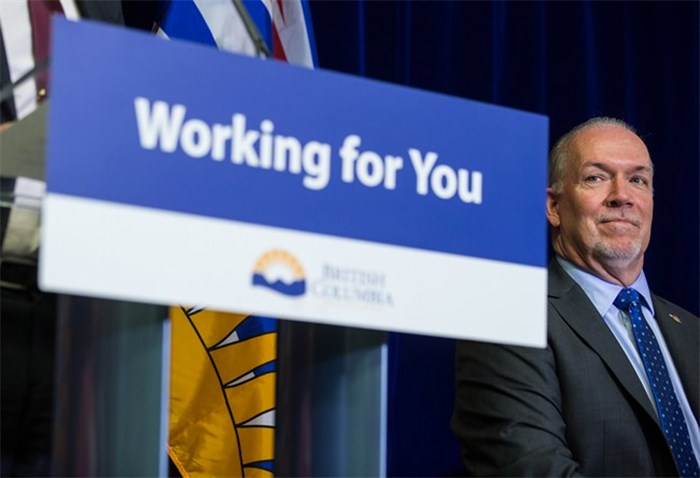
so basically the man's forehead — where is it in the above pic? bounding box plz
[569,125,652,168]
[573,124,641,145]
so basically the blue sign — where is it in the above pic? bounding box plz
[42,18,548,344]
[47,17,547,268]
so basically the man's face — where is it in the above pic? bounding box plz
[547,125,654,280]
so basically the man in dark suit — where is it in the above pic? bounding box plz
[451,118,699,477]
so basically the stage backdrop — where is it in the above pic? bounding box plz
[307,1,698,476]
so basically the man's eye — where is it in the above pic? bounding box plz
[630,177,649,185]
[584,175,603,182]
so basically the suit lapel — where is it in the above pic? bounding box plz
[548,260,660,425]
[653,297,700,422]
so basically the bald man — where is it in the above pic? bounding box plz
[451,118,699,477]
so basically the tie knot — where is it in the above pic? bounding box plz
[614,287,643,311]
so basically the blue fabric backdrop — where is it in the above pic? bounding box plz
[308,1,699,476]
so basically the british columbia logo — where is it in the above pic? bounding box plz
[252,249,306,297]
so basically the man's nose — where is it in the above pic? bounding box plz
[605,176,633,207]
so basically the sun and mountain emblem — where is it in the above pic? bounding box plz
[252,249,306,297]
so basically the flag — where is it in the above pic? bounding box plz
[169,307,278,477]
[156,0,317,66]
[161,2,316,476]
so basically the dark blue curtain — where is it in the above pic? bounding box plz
[309,1,698,476]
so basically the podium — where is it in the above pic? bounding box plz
[2,106,388,477]
[2,105,386,477]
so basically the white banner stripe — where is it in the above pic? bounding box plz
[40,194,547,346]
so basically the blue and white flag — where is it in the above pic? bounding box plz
[157,0,316,67]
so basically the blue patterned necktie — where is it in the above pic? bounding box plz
[614,288,700,477]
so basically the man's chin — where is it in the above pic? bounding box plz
[592,241,642,265]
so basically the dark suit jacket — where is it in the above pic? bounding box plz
[451,260,699,477]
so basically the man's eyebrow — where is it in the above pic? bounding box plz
[631,165,654,174]
[580,162,653,174]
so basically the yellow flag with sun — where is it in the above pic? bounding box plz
[168,307,277,477]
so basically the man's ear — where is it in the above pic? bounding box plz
[546,188,561,227]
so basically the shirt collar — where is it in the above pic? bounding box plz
[556,256,655,317]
